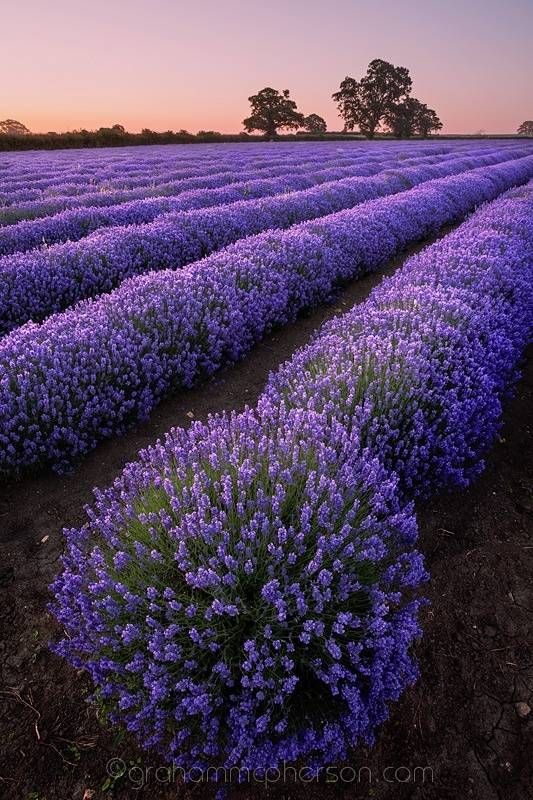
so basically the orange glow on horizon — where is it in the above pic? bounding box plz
[1,0,532,137]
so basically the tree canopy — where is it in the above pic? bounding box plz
[302,114,327,134]
[518,120,533,136]
[384,98,443,138]
[333,59,412,138]
[0,119,30,135]
[243,88,305,137]
[333,59,442,138]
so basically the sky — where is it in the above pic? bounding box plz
[1,0,532,135]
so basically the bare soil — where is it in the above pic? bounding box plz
[1,232,531,800]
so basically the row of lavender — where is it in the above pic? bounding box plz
[0,140,413,178]
[2,146,526,331]
[1,155,370,224]
[2,155,532,476]
[51,180,533,777]
[0,144,503,256]
[5,141,515,207]
[0,139,495,183]
[0,143,365,185]
[4,142,530,224]
[0,141,502,226]
[1,146,394,205]
[0,147,349,192]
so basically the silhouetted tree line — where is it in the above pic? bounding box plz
[0,123,259,151]
[2,58,531,150]
[243,61,442,138]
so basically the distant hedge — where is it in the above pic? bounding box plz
[0,131,333,151]
[0,131,526,152]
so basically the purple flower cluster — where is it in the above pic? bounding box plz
[0,143,444,225]
[1,155,533,475]
[51,179,533,775]
[1,146,523,332]
[264,181,533,496]
[2,140,529,229]
[0,144,487,256]
[51,407,425,770]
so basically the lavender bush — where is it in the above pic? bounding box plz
[52,406,425,770]
[264,182,533,496]
[51,181,533,776]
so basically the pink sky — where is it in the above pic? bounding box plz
[2,0,532,135]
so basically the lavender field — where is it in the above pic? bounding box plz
[1,140,533,799]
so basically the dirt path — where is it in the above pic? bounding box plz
[0,228,531,799]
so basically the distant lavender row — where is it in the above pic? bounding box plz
[3,141,529,224]
[0,146,443,225]
[0,138,489,180]
[0,148,352,192]
[1,147,517,332]
[50,182,533,775]
[1,149,386,217]
[1,147,392,204]
[0,155,308,203]
[0,140,384,178]
[264,181,533,497]
[2,156,532,474]
[0,142,351,181]
[0,140,500,198]
[0,146,498,256]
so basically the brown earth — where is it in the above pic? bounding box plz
[0,232,531,800]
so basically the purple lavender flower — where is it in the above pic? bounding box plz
[51,175,533,777]
[2,145,531,333]
[2,156,533,475]
[51,407,425,771]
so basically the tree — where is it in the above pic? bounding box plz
[0,119,30,135]
[243,87,304,137]
[96,124,127,138]
[518,120,533,136]
[384,98,419,138]
[302,113,327,134]
[384,98,442,138]
[415,104,442,137]
[332,59,412,138]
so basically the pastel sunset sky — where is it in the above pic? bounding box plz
[2,0,532,134]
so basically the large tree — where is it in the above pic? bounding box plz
[302,113,327,134]
[332,59,412,138]
[384,98,442,138]
[518,120,533,136]
[0,119,30,135]
[243,88,304,137]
